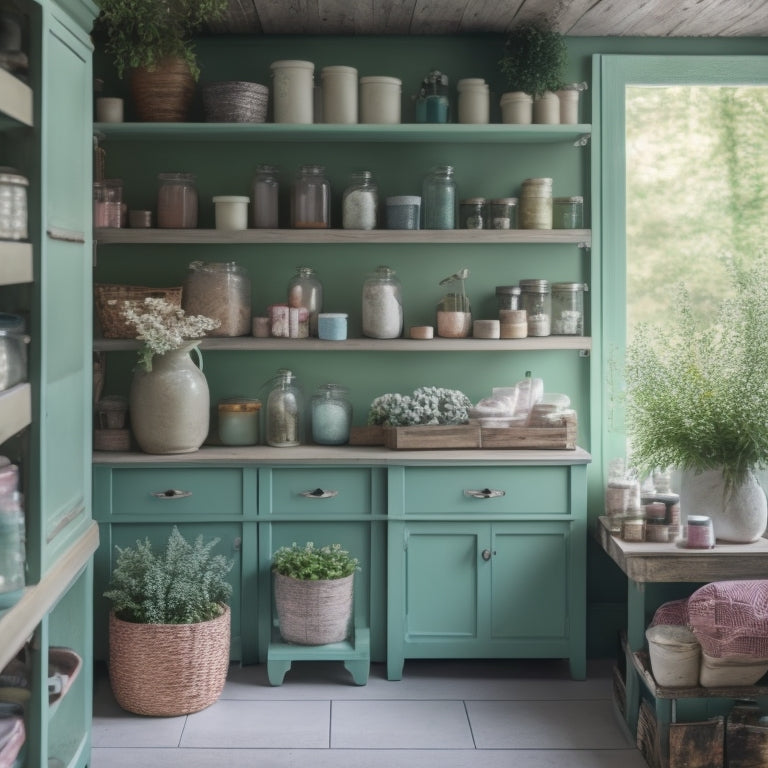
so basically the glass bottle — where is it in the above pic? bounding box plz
[251,164,279,228]
[287,266,323,337]
[291,164,330,229]
[362,265,403,339]
[311,384,352,445]
[519,279,552,336]
[342,171,378,230]
[422,165,456,230]
[266,369,303,447]
[157,172,198,228]
[0,491,25,610]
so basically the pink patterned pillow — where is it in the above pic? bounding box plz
[650,598,689,627]
[687,580,768,659]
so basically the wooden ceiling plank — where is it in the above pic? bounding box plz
[257,0,317,34]
[410,0,469,34]
[369,0,418,33]
[457,0,524,33]
[548,0,603,34]
[667,0,768,36]
[511,0,563,30]
[569,0,662,36]
[208,0,262,33]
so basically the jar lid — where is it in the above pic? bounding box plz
[212,196,250,203]
[270,60,314,71]
[386,196,421,206]
[460,197,486,205]
[0,313,25,331]
[522,177,553,186]
[519,279,551,291]
[0,167,28,186]
[687,515,712,525]
[321,65,357,76]
[457,78,487,90]
[319,312,348,319]
[554,196,584,204]
[646,624,699,648]
[552,282,588,292]
[495,285,521,296]
[360,75,402,86]
[500,92,532,104]
[219,397,261,412]
[189,260,246,273]
[158,172,196,182]
[490,197,518,205]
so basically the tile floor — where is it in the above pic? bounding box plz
[91,658,648,768]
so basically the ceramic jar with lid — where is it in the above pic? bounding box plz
[266,369,303,447]
[182,261,251,336]
[270,60,314,123]
[321,65,358,123]
[291,164,330,228]
[217,397,261,446]
[213,196,249,231]
[342,171,378,230]
[359,76,402,123]
[457,78,489,124]
[0,167,28,240]
[311,384,352,445]
[362,265,403,339]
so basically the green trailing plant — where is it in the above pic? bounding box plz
[272,542,359,581]
[624,254,768,489]
[499,24,567,97]
[92,0,228,80]
[104,526,234,623]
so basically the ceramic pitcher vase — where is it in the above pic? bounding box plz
[129,343,209,454]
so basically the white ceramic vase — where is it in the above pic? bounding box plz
[532,91,560,124]
[680,468,767,543]
[129,343,209,454]
[500,91,533,124]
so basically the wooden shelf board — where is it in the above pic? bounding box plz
[0,242,33,285]
[0,383,31,444]
[0,69,33,127]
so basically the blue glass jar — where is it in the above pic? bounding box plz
[422,165,456,230]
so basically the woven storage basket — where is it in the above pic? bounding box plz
[108,606,230,716]
[274,571,353,645]
[202,81,269,123]
[130,57,195,122]
[94,284,182,339]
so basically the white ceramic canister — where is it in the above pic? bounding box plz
[533,91,560,124]
[270,60,314,124]
[212,195,250,231]
[557,84,582,124]
[500,91,532,124]
[457,78,489,124]
[645,625,701,688]
[96,97,124,123]
[321,65,358,124]
[359,76,402,124]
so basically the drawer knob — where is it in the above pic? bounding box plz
[300,488,339,499]
[464,488,505,499]
[481,549,495,561]
[151,489,192,499]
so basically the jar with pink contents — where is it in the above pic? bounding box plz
[157,172,198,228]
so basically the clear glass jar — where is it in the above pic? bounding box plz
[266,369,303,447]
[519,279,552,336]
[182,261,251,336]
[0,491,25,609]
[488,197,518,230]
[519,177,553,229]
[291,164,330,229]
[251,164,279,228]
[93,178,122,228]
[287,265,323,337]
[342,171,378,230]
[311,383,352,445]
[495,285,521,311]
[157,172,198,228]
[217,397,261,446]
[0,168,28,240]
[422,165,456,230]
[415,70,450,123]
[553,196,584,229]
[362,265,403,339]
[551,282,587,335]
[459,198,486,229]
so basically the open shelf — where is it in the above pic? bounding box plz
[0,383,31,443]
[0,69,33,128]
[0,242,33,285]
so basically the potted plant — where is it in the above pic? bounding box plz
[104,526,234,715]
[272,542,359,645]
[624,255,768,543]
[92,0,228,121]
[498,24,567,124]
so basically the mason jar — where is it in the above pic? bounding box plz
[459,198,486,229]
[291,164,330,229]
[311,383,352,445]
[287,265,323,337]
[362,265,403,339]
[266,369,303,447]
[251,164,279,228]
[157,172,198,228]
[519,177,553,229]
[422,165,456,229]
[551,282,587,335]
[495,285,521,312]
[488,197,518,229]
[519,278,552,336]
[217,397,261,446]
[182,261,251,336]
[0,168,28,239]
[553,196,584,229]
[342,171,378,230]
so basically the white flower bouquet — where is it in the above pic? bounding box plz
[367,386,472,427]
[122,297,220,371]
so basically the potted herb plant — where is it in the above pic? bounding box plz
[104,526,234,715]
[499,24,567,124]
[92,0,228,121]
[272,542,359,645]
[624,255,768,543]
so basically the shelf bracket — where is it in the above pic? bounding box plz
[579,349,590,358]
[574,134,591,148]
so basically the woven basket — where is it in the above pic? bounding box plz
[274,572,353,645]
[130,57,195,122]
[94,283,182,339]
[202,81,269,123]
[108,606,230,716]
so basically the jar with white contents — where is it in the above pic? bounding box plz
[342,171,378,230]
[362,265,403,339]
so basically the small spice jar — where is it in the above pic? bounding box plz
[311,383,352,445]
[495,285,521,312]
[519,279,552,336]
[157,172,198,228]
[0,168,28,239]
[182,261,251,337]
[459,198,486,229]
[251,164,279,228]
[553,196,584,229]
[519,177,553,229]
[291,164,330,229]
[488,197,518,229]
[362,265,402,339]
[621,517,646,542]
[685,515,715,549]
[385,196,420,230]
[645,514,670,543]
[342,171,378,230]
[217,397,261,446]
[551,282,587,336]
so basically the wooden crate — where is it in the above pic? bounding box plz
[348,425,386,446]
[382,422,576,450]
[669,717,724,768]
[384,424,482,449]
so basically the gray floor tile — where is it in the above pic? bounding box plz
[331,699,475,749]
[180,699,330,748]
[466,699,634,750]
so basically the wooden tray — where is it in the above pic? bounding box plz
[383,422,577,450]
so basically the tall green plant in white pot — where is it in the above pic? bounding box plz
[624,255,768,543]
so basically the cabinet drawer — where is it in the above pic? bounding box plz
[269,468,377,516]
[403,466,570,515]
[110,468,245,516]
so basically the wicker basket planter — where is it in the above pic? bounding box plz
[130,56,195,123]
[274,571,353,645]
[202,81,269,123]
[108,605,230,716]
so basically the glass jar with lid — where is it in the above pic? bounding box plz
[291,164,330,229]
[422,165,456,230]
[415,70,450,123]
[488,197,518,230]
[217,397,261,446]
[553,196,584,229]
[311,384,352,445]
[459,198,486,229]
[519,279,552,336]
[519,177,553,229]
[157,172,198,228]
[182,261,251,337]
[362,265,403,339]
[266,369,303,447]
[287,266,323,337]
[251,164,279,228]
[342,171,378,230]
[0,168,28,240]
[0,491,25,610]
[551,282,587,335]
[495,285,521,312]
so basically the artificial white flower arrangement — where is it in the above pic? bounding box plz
[122,297,220,372]
[367,386,472,427]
